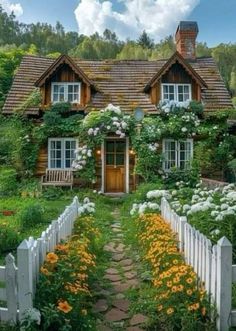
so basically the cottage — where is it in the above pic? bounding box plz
[2,21,232,193]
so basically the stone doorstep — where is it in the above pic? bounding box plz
[104,308,129,322]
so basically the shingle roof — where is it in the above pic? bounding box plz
[2,54,232,115]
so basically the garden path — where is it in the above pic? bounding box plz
[93,207,148,331]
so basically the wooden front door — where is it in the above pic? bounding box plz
[105,140,126,193]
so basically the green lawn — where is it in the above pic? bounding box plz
[0,192,78,263]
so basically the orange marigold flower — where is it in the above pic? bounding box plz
[46,252,59,264]
[57,300,72,313]
[40,266,50,276]
[166,307,174,315]
[201,307,206,316]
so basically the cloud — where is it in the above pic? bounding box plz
[74,0,200,41]
[0,0,23,17]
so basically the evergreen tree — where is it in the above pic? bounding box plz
[137,30,154,49]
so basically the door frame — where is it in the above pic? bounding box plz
[101,137,129,194]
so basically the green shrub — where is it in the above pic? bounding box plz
[42,187,64,200]
[0,226,21,255]
[0,167,18,196]
[19,203,44,230]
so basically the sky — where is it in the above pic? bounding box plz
[0,0,236,46]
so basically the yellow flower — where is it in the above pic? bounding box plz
[57,300,72,313]
[40,266,50,276]
[166,307,174,315]
[186,277,193,284]
[187,289,193,296]
[167,281,172,288]
[46,252,59,264]
[201,307,206,316]
[157,305,163,311]
[81,309,87,316]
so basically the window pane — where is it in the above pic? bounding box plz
[178,85,183,93]
[68,85,73,93]
[116,154,124,165]
[106,141,115,152]
[53,85,58,93]
[106,154,114,165]
[116,141,125,153]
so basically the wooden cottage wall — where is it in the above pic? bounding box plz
[36,145,48,176]
[150,62,202,105]
[41,63,90,108]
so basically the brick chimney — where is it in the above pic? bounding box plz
[175,21,199,60]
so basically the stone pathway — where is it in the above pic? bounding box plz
[93,208,148,331]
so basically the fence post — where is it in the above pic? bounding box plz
[179,216,187,252]
[216,237,232,331]
[17,240,33,321]
[5,254,17,324]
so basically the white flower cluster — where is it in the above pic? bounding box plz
[88,127,100,136]
[72,145,92,170]
[172,183,236,222]
[130,202,160,215]
[102,103,122,114]
[159,100,190,113]
[146,189,171,200]
[78,197,95,215]
[148,142,159,152]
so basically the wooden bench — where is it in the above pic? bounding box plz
[41,169,74,190]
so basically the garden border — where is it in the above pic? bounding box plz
[161,197,234,331]
[0,196,79,324]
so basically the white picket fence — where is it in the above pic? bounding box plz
[161,197,234,331]
[0,196,79,325]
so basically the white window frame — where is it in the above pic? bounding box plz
[51,82,81,104]
[48,138,78,170]
[161,83,192,102]
[162,138,193,172]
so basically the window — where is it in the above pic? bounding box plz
[51,83,81,103]
[48,138,77,169]
[163,139,193,171]
[161,84,191,102]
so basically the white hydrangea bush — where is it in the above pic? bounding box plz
[72,145,92,170]
[78,197,95,215]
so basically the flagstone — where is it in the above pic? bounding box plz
[130,314,148,326]
[104,274,122,282]
[105,268,119,275]
[120,259,133,267]
[112,299,130,312]
[112,253,125,262]
[124,271,137,280]
[104,308,129,322]
[93,299,109,313]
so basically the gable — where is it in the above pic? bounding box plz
[35,55,93,88]
[2,55,232,115]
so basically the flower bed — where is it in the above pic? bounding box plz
[133,213,215,330]
[33,215,100,331]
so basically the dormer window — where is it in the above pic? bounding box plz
[161,84,191,102]
[51,82,81,104]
